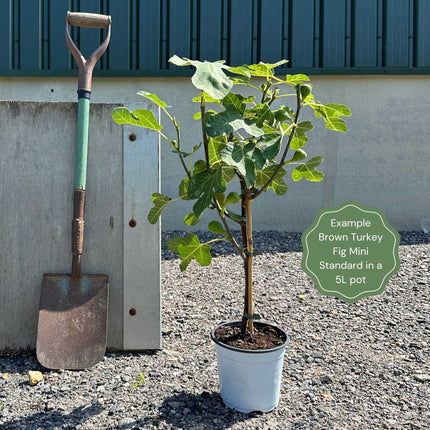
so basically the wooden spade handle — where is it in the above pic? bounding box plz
[65,11,111,91]
[67,11,111,28]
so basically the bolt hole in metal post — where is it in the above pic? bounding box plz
[129,308,137,316]
[129,134,136,141]
[129,218,137,228]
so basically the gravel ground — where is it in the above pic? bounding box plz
[0,231,429,430]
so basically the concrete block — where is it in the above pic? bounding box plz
[0,101,160,351]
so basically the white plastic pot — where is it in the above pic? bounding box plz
[211,321,290,413]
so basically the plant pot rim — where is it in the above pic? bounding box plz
[210,320,290,354]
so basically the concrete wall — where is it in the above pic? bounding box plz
[1,75,429,232]
[0,100,160,351]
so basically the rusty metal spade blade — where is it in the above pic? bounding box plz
[36,12,111,370]
[37,274,108,369]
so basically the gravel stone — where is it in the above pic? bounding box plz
[414,374,430,383]
[0,231,429,429]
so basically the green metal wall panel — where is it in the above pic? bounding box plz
[0,0,11,69]
[259,0,284,64]
[168,0,192,65]
[229,0,253,65]
[1,0,430,76]
[12,0,18,68]
[352,0,378,67]
[109,0,130,70]
[198,0,223,61]
[50,0,73,70]
[384,0,410,68]
[138,0,161,70]
[415,0,430,67]
[19,0,41,69]
[290,0,316,68]
[321,0,347,68]
[77,0,103,70]
[41,0,49,68]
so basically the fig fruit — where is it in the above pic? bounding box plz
[300,83,312,100]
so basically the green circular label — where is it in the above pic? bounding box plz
[301,200,400,303]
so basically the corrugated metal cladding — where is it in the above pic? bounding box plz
[1,0,430,76]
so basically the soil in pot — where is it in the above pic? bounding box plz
[214,323,286,350]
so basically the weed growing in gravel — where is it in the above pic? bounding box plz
[131,372,145,389]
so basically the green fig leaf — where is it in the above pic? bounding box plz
[255,165,288,195]
[292,156,324,182]
[169,56,232,100]
[167,233,212,271]
[204,105,264,138]
[290,121,314,150]
[137,91,169,108]
[188,168,226,217]
[285,148,307,164]
[228,60,287,77]
[208,220,227,236]
[184,212,202,226]
[220,142,257,187]
[226,209,245,222]
[285,74,310,86]
[148,193,172,224]
[308,103,351,132]
[112,107,162,132]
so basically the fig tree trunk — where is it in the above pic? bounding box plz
[241,186,254,334]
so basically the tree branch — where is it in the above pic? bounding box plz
[212,196,245,260]
[251,84,302,200]
[200,96,210,168]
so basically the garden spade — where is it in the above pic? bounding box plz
[36,12,111,370]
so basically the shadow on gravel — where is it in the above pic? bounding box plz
[156,390,259,430]
[398,231,430,245]
[162,231,430,260]
[0,352,39,375]
[162,231,304,259]
[0,402,104,430]
[92,391,256,430]
[0,352,81,377]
